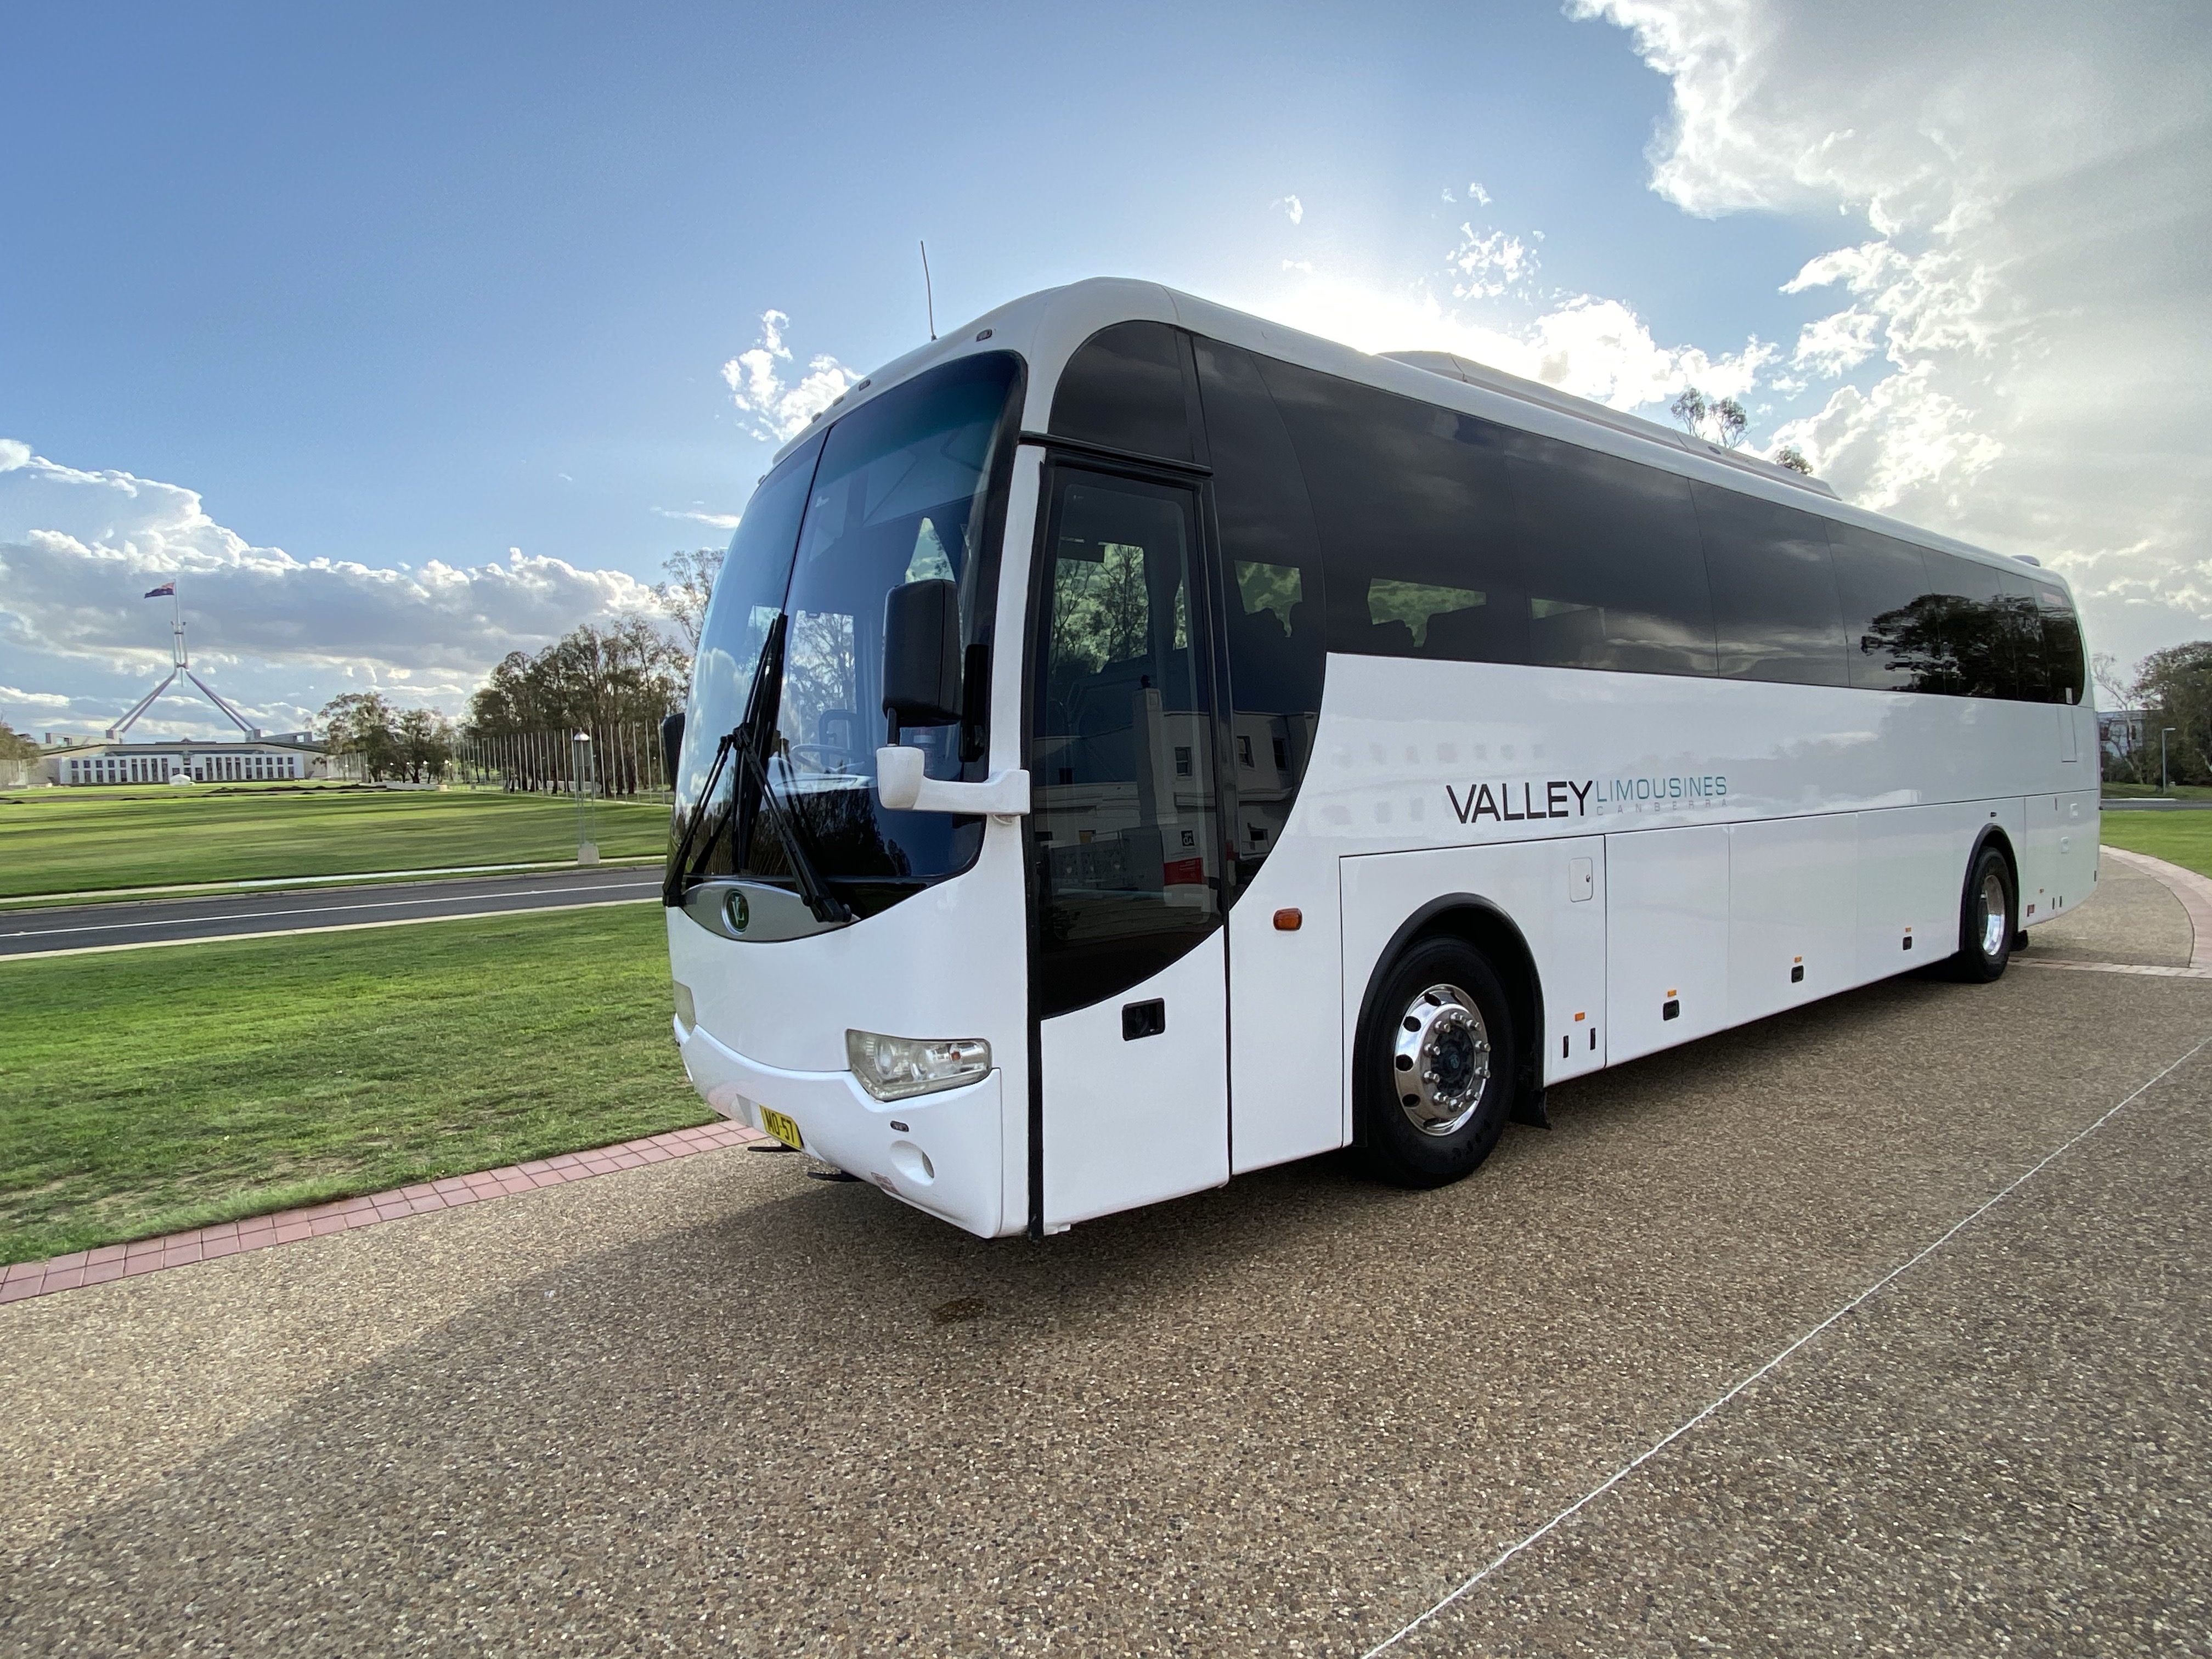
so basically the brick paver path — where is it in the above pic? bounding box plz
[1,1118,768,1305]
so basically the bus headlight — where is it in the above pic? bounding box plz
[845,1030,991,1101]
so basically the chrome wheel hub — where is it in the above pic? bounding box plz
[1978,868,2008,956]
[1392,983,1491,1137]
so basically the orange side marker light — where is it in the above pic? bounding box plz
[1273,907,1303,931]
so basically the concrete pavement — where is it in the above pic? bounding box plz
[6,953,2210,1650]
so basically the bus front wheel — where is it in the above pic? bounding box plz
[1356,937,1517,1188]
[1949,843,2016,983]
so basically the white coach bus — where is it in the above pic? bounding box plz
[662,278,2096,1239]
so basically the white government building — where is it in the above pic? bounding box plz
[23,580,334,788]
[42,734,328,787]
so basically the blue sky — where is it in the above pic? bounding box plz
[4,1,2205,736]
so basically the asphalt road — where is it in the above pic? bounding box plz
[0,866,662,957]
[2,869,2208,1654]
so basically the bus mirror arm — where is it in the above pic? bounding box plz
[876,746,1030,819]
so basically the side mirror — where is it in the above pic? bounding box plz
[659,712,685,782]
[882,578,961,740]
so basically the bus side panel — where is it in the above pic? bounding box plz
[2021,793,2064,923]
[2045,789,2098,919]
[1337,836,1607,1109]
[1606,825,1730,1063]
[1039,936,1229,1228]
[1228,832,1345,1175]
[1853,804,1963,977]
[1727,814,1858,1024]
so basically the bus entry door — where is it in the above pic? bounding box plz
[1028,465,1231,1229]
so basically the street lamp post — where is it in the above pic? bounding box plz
[2162,726,2176,797]
[572,729,599,864]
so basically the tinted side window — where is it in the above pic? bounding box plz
[2038,583,2086,706]
[1923,551,2013,699]
[1029,470,1220,1016]
[1691,481,1846,685]
[1048,320,1198,463]
[1829,521,1942,692]
[1256,355,1527,664]
[2001,570,2049,702]
[1504,432,1714,676]
[1192,338,1329,886]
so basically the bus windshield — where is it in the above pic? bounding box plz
[671,350,1024,917]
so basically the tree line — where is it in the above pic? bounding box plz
[2097,644,2212,786]
[316,550,721,783]
[0,721,40,763]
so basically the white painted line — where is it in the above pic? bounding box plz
[2100,845,2212,969]
[2016,957,2212,980]
[1358,1029,2212,1658]
[0,898,658,961]
[0,878,657,941]
[0,856,661,909]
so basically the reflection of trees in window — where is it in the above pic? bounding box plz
[1860,592,2040,698]
[904,517,956,583]
[1049,543,1153,677]
[750,780,919,910]
[1365,579,1484,647]
[1234,560,1302,632]
[1859,594,1968,694]
[783,608,859,762]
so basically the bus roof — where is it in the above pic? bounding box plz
[774,278,2063,599]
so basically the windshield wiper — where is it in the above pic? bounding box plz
[732,740,852,926]
[662,725,740,907]
[662,612,851,926]
[663,613,788,907]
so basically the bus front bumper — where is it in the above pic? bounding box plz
[674,1019,1005,1238]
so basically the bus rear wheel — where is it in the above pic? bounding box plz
[1356,937,1516,1188]
[1949,843,2016,983]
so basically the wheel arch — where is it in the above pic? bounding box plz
[1351,895,1544,1144]
[1966,821,2023,948]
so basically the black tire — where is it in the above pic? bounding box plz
[1949,842,2016,983]
[1355,935,1517,1188]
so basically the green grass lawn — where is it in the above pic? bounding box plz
[2100,782,2212,800]
[2098,810,2212,879]
[0,905,712,1265]
[0,786,669,899]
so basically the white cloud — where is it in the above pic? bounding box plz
[0,684,72,710]
[720,309,861,443]
[0,680,318,743]
[0,445,676,730]
[1449,224,1537,301]
[1252,271,1774,417]
[0,439,29,473]
[653,506,743,530]
[1787,304,1882,378]
[1573,0,2212,667]
[1468,182,1492,207]
[1274,194,1305,225]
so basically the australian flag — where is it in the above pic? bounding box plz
[144,581,175,597]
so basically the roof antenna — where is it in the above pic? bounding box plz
[919,240,936,341]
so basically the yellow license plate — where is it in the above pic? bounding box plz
[759,1107,804,1152]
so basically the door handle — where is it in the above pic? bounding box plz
[1121,999,1166,1040]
